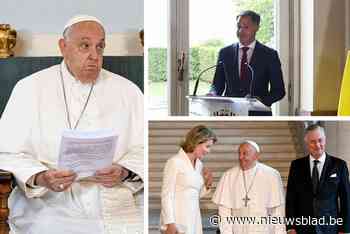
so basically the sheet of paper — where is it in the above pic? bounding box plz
[58,129,118,179]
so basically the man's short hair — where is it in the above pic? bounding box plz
[236,10,261,26]
[304,123,325,138]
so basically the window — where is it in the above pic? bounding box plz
[147,0,289,117]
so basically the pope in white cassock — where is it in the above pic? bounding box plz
[212,141,286,234]
[0,15,143,234]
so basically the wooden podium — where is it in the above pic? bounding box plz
[187,95,271,116]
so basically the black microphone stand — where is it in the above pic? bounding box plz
[246,63,255,99]
[192,62,223,96]
[246,63,263,104]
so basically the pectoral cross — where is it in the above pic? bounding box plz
[243,194,250,207]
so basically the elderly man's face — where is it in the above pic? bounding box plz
[236,16,258,46]
[305,129,326,159]
[59,21,105,83]
[238,143,258,170]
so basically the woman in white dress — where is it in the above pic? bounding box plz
[160,125,217,234]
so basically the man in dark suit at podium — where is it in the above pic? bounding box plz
[286,124,350,234]
[209,10,285,116]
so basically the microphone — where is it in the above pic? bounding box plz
[221,61,230,95]
[245,63,255,99]
[192,61,223,96]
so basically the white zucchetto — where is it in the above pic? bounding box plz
[63,15,104,33]
[243,140,260,153]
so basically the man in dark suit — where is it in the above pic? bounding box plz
[210,10,285,116]
[286,124,350,234]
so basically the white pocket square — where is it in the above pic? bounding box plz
[330,173,337,178]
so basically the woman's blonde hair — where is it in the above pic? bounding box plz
[180,125,217,153]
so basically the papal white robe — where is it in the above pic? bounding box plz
[160,148,210,234]
[212,162,286,234]
[0,62,144,234]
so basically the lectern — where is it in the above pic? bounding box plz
[187,95,271,116]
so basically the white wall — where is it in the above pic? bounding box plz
[0,0,144,56]
[325,121,350,166]
[298,0,346,113]
[314,0,345,112]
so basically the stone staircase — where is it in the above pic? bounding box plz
[148,121,304,233]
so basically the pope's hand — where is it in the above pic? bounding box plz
[202,167,213,189]
[35,169,77,192]
[90,164,128,188]
[165,223,177,234]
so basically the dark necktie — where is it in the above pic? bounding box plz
[240,47,249,80]
[312,160,320,194]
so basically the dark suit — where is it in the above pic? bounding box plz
[286,154,350,234]
[211,41,285,113]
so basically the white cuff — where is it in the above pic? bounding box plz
[24,173,49,198]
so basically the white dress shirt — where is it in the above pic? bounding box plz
[238,40,256,76]
[309,152,326,179]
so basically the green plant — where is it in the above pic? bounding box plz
[235,0,274,45]
[148,48,167,82]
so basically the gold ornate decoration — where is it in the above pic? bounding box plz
[139,29,144,48]
[0,24,17,58]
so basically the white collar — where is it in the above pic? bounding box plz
[179,148,200,170]
[309,152,326,164]
[60,61,102,86]
[239,40,256,50]
[241,161,258,174]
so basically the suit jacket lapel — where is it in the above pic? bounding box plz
[303,156,313,189]
[319,154,331,190]
[247,41,261,94]
[232,43,239,80]
[224,44,238,95]
[249,41,260,70]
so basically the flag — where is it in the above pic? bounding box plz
[338,51,350,115]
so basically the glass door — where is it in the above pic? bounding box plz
[146,0,170,118]
[147,0,289,117]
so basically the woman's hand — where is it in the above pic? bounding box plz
[165,223,177,234]
[35,169,77,192]
[202,167,213,189]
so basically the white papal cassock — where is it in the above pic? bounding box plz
[0,62,144,234]
[212,162,285,234]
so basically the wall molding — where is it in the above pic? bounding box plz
[13,32,143,57]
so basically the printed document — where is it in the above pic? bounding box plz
[58,129,118,179]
